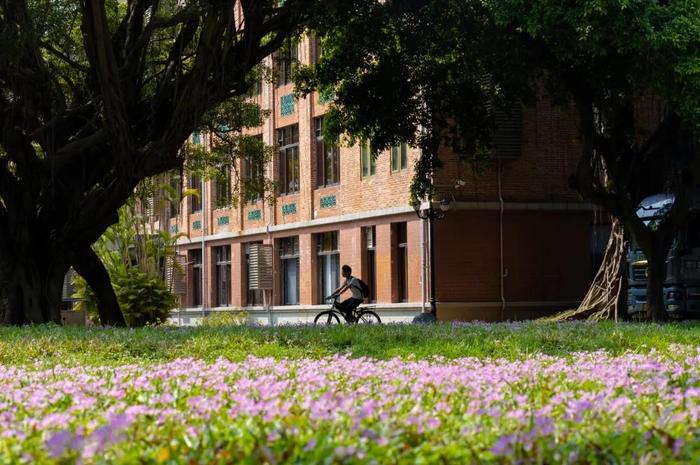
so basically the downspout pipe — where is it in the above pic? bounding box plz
[201,177,207,321]
[420,216,426,313]
[266,222,274,326]
[498,160,506,320]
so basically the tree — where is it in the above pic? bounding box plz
[0,0,354,325]
[298,0,700,321]
[489,0,700,321]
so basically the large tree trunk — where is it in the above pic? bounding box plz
[73,247,125,327]
[0,246,68,325]
[644,236,670,322]
[547,218,627,321]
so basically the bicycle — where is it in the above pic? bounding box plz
[313,296,381,325]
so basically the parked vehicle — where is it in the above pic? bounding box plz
[627,192,700,318]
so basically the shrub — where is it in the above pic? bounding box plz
[200,311,252,328]
[74,267,176,327]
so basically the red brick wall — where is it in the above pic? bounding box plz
[434,209,592,305]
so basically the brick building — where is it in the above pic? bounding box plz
[167,36,599,325]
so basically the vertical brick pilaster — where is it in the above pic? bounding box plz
[339,227,362,279]
[375,223,395,303]
[299,233,317,305]
[205,245,216,308]
[407,219,423,303]
[231,242,246,308]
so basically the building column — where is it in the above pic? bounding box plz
[231,242,246,308]
[205,244,216,309]
[375,223,396,303]
[407,219,423,303]
[299,233,317,305]
[339,226,363,279]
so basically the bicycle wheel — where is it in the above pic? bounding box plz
[356,310,381,324]
[314,311,342,326]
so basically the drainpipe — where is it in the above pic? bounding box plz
[498,159,506,320]
[420,216,426,313]
[201,177,207,321]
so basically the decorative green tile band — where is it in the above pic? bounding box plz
[320,195,337,209]
[169,225,178,234]
[280,94,295,116]
[247,209,262,221]
[192,220,202,230]
[217,216,230,226]
[282,203,297,216]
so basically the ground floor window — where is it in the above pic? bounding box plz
[365,226,377,303]
[246,243,264,306]
[280,237,300,305]
[190,249,202,306]
[395,223,408,302]
[215,246,231,306]
[317,232,339,302]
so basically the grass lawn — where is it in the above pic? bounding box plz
[2,320,700,365]
[3,321,700,464]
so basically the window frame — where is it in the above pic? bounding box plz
[276,40,298,87]
[361,140,377,178]
[189,174,202,213]
[365,226,377,303]
[215,165,232,209]
[396,223,408,303]
[280,237,300,305]
[277,125,300,195]
[391,143,408,172]
[317,232,340,302]
[315,117,340,187]
[215,246,231,307]
[190,249,202,307]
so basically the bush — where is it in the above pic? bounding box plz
[200,311,252,328]
[74,267,176,327]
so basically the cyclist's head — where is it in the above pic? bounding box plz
[342,265,352,277]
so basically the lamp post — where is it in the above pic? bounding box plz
[414,197,451,318]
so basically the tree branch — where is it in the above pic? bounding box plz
[81,0,134,162]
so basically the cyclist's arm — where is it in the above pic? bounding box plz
[330,282,348,297]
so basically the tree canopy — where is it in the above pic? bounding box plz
[299,0,700,320]
[0,0,358,325]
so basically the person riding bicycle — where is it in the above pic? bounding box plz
[328,265,365,320]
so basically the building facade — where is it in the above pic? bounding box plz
[168,36,600,325]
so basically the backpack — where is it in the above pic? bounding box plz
[355,279,371,299]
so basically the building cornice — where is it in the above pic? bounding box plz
[177,201,595,245]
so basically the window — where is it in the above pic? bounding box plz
[246,243,264,306]
[365,226,377,303]
[189,174,201,213]
[312,36,322,64]
[361,140,376,178]
[317,232,339,302]
[215,246,231,307]
[169,174,181,219]
[276,40,298,87]
[245,135,265,204]
[277,124,300,195]
[190,249,202,307]
[395,223,408,302]
[315,117,339,187]
[280,237,300,305]
[215,166,231,209]
[192,131,201,145]
[391,143,408,172]
[491,105,523,159]
[249,78,263,97]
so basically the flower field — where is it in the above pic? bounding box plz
[3,338,700,464]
